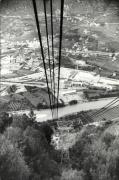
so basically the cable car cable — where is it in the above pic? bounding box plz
[43,0,54,110]
[32,0,53,117]
[57,0,64,119]
[50,0,56,115]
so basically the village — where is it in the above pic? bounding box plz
[1,60,119,112]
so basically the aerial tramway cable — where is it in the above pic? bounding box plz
[32,0,65,120]
[43,0,52,89]
[43,0,57,118]
[43,0,54,110]
[50,0,56,115]
[91,98,119,118]
[57,0,64,119]
[32,0,53,117]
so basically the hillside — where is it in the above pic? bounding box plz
[1,1,119,179]
[1,0,119,77]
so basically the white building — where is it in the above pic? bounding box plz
[57,67,119,90]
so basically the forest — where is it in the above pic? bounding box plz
[1,112,119,180]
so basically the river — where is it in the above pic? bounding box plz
[12,97,119,122]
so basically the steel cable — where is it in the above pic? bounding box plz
[90,97,119,118]
[50,0,56,107]
[43,0,54,109]
[32,0,53,117]
[93,103,119,120]
[57,0,64,119]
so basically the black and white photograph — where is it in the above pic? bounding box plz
[1,0,119,179]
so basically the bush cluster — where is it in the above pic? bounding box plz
[0,112,61,180]
[69,126,119,180]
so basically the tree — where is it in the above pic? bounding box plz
[4,126,23,148]
[0,113,61,180]
[0,112,13,133]
[7,85,17,96]
[23,126,48,157]
[39,123,54,144]
[0,135,30,180]
[12,114,33,130]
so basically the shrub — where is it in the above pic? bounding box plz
[0,135,30,180]
[61,169,85,180]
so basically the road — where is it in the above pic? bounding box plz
[12,97,119,122]
[0,81,47,88]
